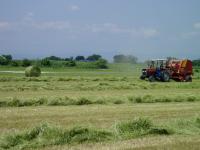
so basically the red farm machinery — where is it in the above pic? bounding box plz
[140,59,193,82]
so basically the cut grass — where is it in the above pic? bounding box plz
[1,117,200,150]
[0,94,200,107]
[128,94,200,103]
[1,64,200,149]
[0,123,113,150]
[116,118,172,139]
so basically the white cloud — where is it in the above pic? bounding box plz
[88,23,127,33]
[0,21,10,30]
[141,28,159,38]
[0,16,159,39]
[86,23,159,38]
[181,22,200,38]
[23,12,35,22]
[31,21,71,30]
[181,31,200,39]
[194,22,200,29]
[68,5,80,11]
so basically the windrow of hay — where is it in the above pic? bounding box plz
[116,118,173,139]
[0,123,113,150]
[0,94,200,107]
[1,117,200,149]
[1,76,200,91]
[0,97,108,107]
[127,94,200,103]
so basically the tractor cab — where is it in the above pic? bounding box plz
[140,59,170,82]
[147,59,167,70]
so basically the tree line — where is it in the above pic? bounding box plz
[192,59,200,67]
[0,54,140,71]
[0,54,109,69]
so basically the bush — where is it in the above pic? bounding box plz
[192,59,200,66]
[41,58,51,67]
[87,54,102,61]
[95,59,108,69]
[75,56,85,61]
[25,66,41,77]
[0,56,9,65]
[64,60,76,67]
[11,60,19,67]
[46,56,63,61]
[22,59,31,67]
[2,54,12,61]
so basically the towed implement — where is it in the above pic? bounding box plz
[140,59,193,82]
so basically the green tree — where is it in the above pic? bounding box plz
[95,59,108,69]
[127,55,138,64]
[2,54,12,61]
[193,59,200,66]
[64,60,76,67]
[41,58,51,67]
[113,54,138,64]
[0,56,9,65]
[75,56,85,61]
[22,59,31,67]
[11,60,19,67]
[46,56,63,61]
[113,54,127,63]
[87,54,102,61]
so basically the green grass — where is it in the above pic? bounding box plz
[0,123,113,149]
[0,63,200,149]
[0,94,200,107]
[1,117,200,150]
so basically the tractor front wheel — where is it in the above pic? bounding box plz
[161,71,170,82]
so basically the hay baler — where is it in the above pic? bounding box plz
[140,59,193,82]
[167,59,193,81]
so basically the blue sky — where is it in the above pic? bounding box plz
[0,0,200,61]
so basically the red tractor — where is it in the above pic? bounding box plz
[140,59,193,82]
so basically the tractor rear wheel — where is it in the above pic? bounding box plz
[161,71,170,82]
[185,75,192,82]
[140,75,145,80]
[148,76,155,82]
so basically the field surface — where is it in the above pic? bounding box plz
[0,64,200,150]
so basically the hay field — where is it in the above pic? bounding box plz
[0,63,200,150]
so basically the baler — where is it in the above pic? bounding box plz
[140,59,193,82]
[167,59,193,81]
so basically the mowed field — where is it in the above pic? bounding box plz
[0,63,200,150]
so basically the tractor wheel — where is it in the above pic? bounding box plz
[161,71,170,82]
[185,75,192,82]
[140,75,145,80]
[148,76,155,82]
